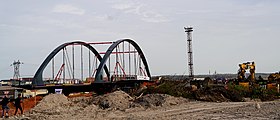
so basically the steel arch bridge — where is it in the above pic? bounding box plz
[24,39,152,94]
[33,41,110,86]
[95,39,151,83]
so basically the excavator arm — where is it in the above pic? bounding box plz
[237,61,255,83]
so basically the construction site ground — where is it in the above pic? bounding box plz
[0,91,279,120]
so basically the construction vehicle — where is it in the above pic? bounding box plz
[237,62,256,87]
[236,62,280,92]
[268,72,280,82]
[267,72,280,90]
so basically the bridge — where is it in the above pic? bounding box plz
[14,39,152,95]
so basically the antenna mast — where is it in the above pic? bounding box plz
[184,27,194,80]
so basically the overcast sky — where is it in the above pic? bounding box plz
[1,0,280,79]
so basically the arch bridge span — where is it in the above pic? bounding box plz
[19,39,152,95]
[95,39,151,83]
[33,41,110,86]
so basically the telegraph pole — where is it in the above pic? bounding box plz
[11,60,24,80]
[184,27,194,80]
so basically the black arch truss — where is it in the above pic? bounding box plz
[33,41,110,86]
[94,39,151,83]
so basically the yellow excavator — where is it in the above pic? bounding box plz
[237,61,255,87]
[267,72,280,90]
[268,72,280,81]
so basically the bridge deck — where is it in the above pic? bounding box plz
[14,80,154,95]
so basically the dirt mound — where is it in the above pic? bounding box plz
[26,94,71,119]
[70,96,95,107]
[24,94,98,120]
[31,94,71,114]
[194,86,243,102]
[92,90,134,110]
[88,90,189,110]
[133,94,189,108]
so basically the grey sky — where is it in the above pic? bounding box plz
[1,0,280,79]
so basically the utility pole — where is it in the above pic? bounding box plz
[184,27,194,80]
[11,60,24,80]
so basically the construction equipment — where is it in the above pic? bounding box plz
[268,72,280,82]
[248,62,256,83]
[267,72,280,90]
[237,62,256,87]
